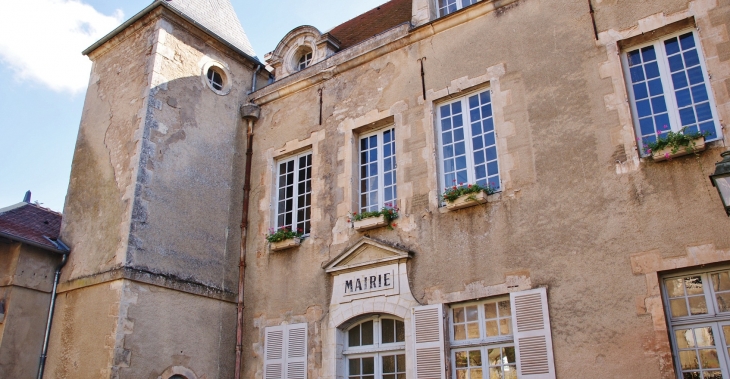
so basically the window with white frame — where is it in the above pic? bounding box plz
[359,128,397,213]
[449,298,517,379]
[298,51,313,71]
[276,152,312,235]
[343,316,406,379]
[437,89,501,192]
[662,268,730,379]
[438,0,479,17]
[623,30,721,155]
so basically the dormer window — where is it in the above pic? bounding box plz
[439,0,479,17]
[297,50,313,71]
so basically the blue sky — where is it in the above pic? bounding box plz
[0,0,386,212]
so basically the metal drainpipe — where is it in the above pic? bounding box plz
[37,243,70,379]
[235,103,261,379]
[250,64,262,94]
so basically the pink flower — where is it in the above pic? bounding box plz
[665,153,670,159]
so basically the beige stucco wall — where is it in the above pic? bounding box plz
[242,0,730,378]
[0,241,61,379]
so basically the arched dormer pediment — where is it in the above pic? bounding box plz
[268,25,341,79]
[324,237,411,274]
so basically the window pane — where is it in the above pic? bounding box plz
[349,358,361,375]
[361,321,374,346]
[486,321,498,337]
[467,323,480,339]
[499,301,512,317]
[349,325,361,347]
[699,349,720,369]
[677,329,695,349]
[382,319,395,344]
[680,350,700,370]
[362,357,374,374]
[382,355,395,373]
[686,276,705,295]
[396,354,405,371]
[688,296,707,316]
[456,351,468,368]
[484,303,497,318]
[666,278,685,297]
[671,298,690,318]
[395,320,405,342]
[466,306,479,321]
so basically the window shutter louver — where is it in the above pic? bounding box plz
[264,325,286,379]
[412,304,446,379]
[510,288,556,379]
[286,323,308,379]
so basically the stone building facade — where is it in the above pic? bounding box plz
[46,0,730,378]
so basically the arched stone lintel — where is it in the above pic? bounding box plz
[330,299,413,328]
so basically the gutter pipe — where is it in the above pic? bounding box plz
[235,103,261,379]
[250,64,262,94]
[37,240,70,379]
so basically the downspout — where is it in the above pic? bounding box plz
[37,241,70,379]
[250,64,262,94]
[235,102,261,379]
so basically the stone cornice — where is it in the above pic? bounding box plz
[57,267,237,303]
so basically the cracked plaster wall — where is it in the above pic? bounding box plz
[242,0,730,378]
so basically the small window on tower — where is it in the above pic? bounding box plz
[206,67,224,91]
[201,60,231,95]
[298,51,313,71]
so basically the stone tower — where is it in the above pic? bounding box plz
[44,1,266,377]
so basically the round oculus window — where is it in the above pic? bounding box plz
[206,67,224,91]
[201,60,232,95]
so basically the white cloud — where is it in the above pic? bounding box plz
[0,0,123,93]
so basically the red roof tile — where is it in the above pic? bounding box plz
[0,202,64,252]
[328,0,412,50]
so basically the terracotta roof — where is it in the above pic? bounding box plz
[0,202,65,253]
[328,0,412,50]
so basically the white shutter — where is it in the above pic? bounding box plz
[412,304,446,379]
[510,288,556,379]
[285,323,308,379]
[264,325,286,379]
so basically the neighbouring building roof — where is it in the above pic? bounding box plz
[0,202,65,253]
[164,0,256,57]
[328,0,412,50]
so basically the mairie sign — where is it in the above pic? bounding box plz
[343,269,395,296]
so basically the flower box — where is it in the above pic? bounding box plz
[651,137,706,161]
[446,191,499,211]
[353,215,389,231]
[270,238,301,251]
